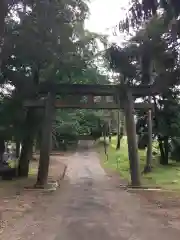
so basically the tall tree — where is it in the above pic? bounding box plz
[0,0,108,185]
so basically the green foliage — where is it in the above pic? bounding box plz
[106,45,137,80]
[0,93,25,140]
[136,88,180,161]
[0,0,109,147]
[106,8,180,165]
[157,92,180,138]
[53,109,104,140]
[119,0,180,32]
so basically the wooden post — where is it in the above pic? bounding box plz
[124,89,141,186]
[36,92,54,187]
[88,95,94,104]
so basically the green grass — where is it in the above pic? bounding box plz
[99,136,180,190]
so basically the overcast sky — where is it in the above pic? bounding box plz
[85,0,129,43]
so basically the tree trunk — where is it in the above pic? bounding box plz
[116,110,125,150]
[0,1,7,71]
[144,97,153,173]
[16,141,20,158]
[36,93,54,187]
[0,139,5,165]
[0,1,7,40]
[158,137,169,165]
[163,136,169,165]
[153,97,169,165]
[18,109,36,177]
[158,137,166,164]
[18,137,33,177]
[116,134,121,150]
[120,112,125,138]
[108,119,112,143]
[0,153,3,164]
[116,111,121,150]
[124,89,141,187]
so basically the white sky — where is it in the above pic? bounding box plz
[85,0,129,44]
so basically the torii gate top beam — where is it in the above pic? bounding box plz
[38,83,160,97]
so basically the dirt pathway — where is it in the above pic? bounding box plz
[1,141,180,240]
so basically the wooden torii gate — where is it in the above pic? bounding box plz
[27,83,159,187]
[25,96,153,110]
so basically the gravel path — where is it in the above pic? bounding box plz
[1,141,180,240]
